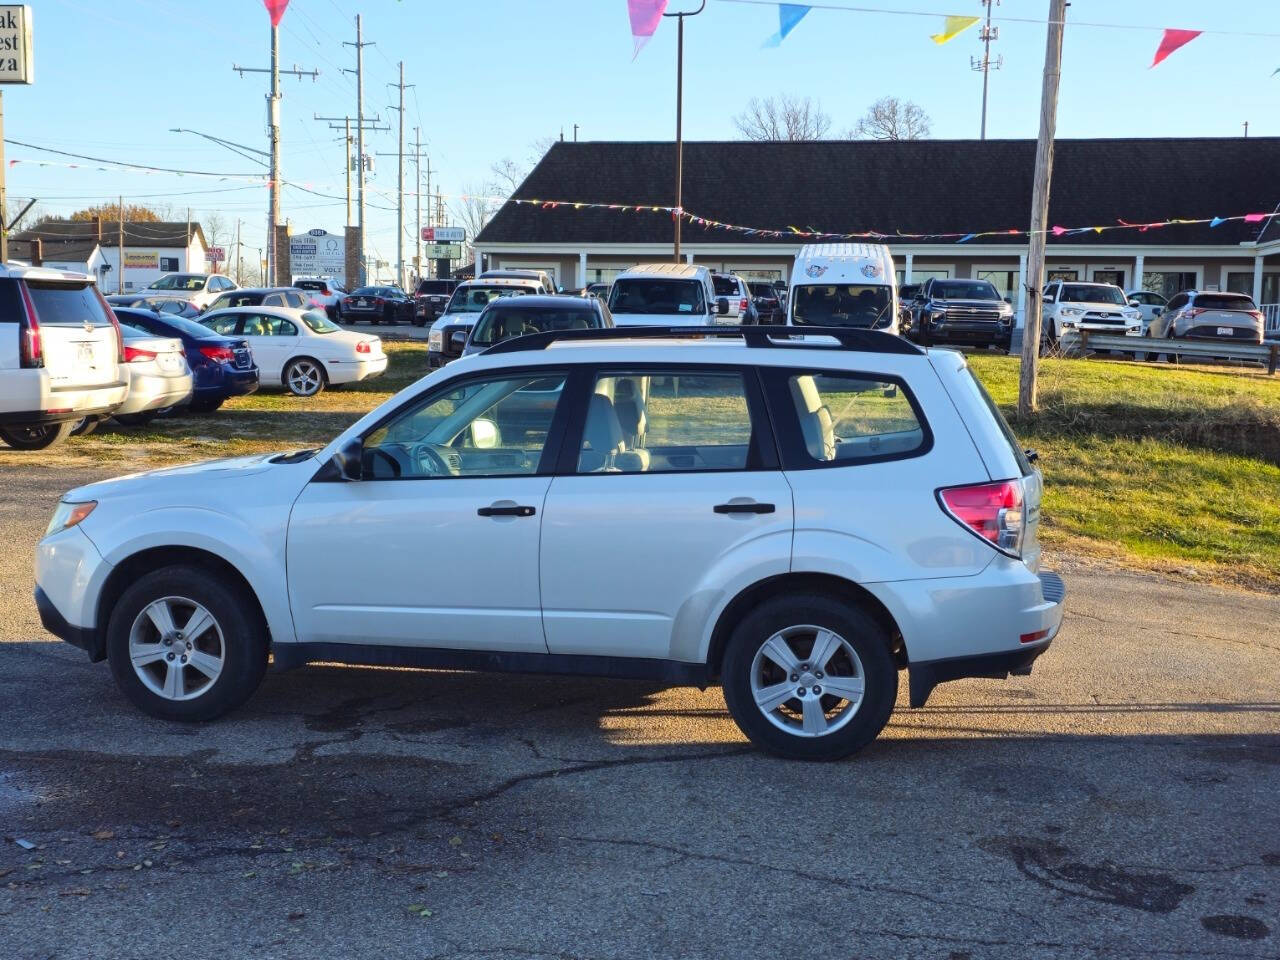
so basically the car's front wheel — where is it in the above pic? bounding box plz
[721,594,897,761]
[283,357,326,397]
[106,565,269,721]
[0,421,76,450]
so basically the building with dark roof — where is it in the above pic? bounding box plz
[475,137,1280,327]
[10,219,210,293]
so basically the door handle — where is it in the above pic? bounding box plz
[477,504,536,518]
[714,502,775,515]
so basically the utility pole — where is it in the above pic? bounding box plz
[971,0,1004,140]
[573,123,579,142]
[664,1,706,263]
[1243,121,1249,138]
[409,127,427,283]
[1017,0,1067,418]
[377,62,414,289]
[235,218,242,284]
[0,91,7,265]
[342,15,374,286]
[117,197,124,294]
[344,118,352,225]
[232,42,318,286]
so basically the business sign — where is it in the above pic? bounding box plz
[0,6,33,84]
[289,228,345,278]
[421,226,465,243]
[207,246,226,263]
[123,251,158,270]
[423,243,462,259]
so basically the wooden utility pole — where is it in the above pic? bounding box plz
[117,197,125,294]
[664,1,706,263]
[1017,0,1067,418]
[344,117,352,226]
[235,218,242,284]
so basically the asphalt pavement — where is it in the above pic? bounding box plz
[1,464,1277,960]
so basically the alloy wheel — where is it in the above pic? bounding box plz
[749,624,866,738]
[127,596,225,701]
[286,360,323,396]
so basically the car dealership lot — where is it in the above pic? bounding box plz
[1,464,1277,959]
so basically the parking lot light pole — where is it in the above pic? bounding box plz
[665,1,706,263]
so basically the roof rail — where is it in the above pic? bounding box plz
[481,324,925,356]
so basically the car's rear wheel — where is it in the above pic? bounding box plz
[70,416,101,437]
[188,397,225,414]
[721,594,897,761]
[106,565,268,722]
[283,357,326,397]
[114,411,157,428]
[0,421,76,450]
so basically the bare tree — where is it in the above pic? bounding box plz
[450,184,497,265]
[489,158,526,197]
[851,97,932,141]
[201,212,228,274]
[733,95,832,141]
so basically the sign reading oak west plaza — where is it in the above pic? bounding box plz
[423,243,462,259]
[289,228,345,278]
[0,6,33,83]
[421,226,464,243]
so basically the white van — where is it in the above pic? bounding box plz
[606,263,730,327]
[787,243,899,336]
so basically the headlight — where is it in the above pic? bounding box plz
[1060,307,1084,317]
[1123,308,1141,320]
[1059,319,1078,329]
[428,330,442,350]
[45,500,96,538]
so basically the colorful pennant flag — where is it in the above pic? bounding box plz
[764,4,812,48]
[628,0,669,58]
[263,0,290,27]
[931,15,979,45]
[1150,28,1201,67]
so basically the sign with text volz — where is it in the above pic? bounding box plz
[289,228,345,278]
[0,6,33,84]
[423,243,462,259]
[421,226,465,243]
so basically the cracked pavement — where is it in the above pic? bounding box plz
[1,465,1277,959]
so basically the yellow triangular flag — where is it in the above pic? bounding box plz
[931,15,979,44]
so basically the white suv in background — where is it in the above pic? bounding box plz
[0,265,128,449]
[34,326,1063,760]
[1041,280,1142,346]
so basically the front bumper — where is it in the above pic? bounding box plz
[925,320,1012,344]
[35,525,113,661]
[36,585,102,660]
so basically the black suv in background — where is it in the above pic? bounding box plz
[907,277,1014,349]
[414,278,459,326]
[748,281,783,324]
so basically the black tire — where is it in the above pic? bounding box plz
[114,411,157,428]
[720,594,898,761]
[106,565,268,722]
[188,397,225,414]
[0,420,76,450]
[383,306,396,325]
[412,316,427,327]
[71,416,101,437]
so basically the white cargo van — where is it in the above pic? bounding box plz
[787,243,899,336]
[606,263,730,327]
[0,265,129,449]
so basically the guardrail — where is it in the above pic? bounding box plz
[1063,330,1279,375]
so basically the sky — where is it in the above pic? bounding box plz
[5,0,1277,276]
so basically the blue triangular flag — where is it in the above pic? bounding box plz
[957,233,977,243]
[764,3,811,47]
[1210,217,1226,228]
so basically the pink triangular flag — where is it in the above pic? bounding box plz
[264,0,289,27]
[629,0,668,58]
[1150,28,1200,67]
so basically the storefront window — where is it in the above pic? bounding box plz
[894,268,951,285]
[1143,272,1196,299]
[726,268,783,282]
[976,270,1018,298]
[1226,272,1280,303]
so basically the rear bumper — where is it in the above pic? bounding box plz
[907,641,1053,709]
[0,379,129,425]
[114,372,194,416]
[328,355,388,384]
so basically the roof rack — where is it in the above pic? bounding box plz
[481,324,925,356]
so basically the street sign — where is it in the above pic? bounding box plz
[421,226,465,243]
[0,6,33,84]
[423,243,461,259]
[207,246,226,263]
[289,228,345,278]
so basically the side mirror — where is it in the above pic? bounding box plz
[450,330,468,352]
[318,437,363,482]
[470,418,499,449]
[1128,298,1141,308]
[715,297,731,316]
[1003,296,1012,304]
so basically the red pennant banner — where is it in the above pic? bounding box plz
[264,0,290,27]
[1150,28,1201,67]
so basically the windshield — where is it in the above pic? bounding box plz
[299,309,340,333]
[790,284,893,328]
[608,278,707,315]
[1061,284,1126,305]
[416,280,454,295]
[294,280,329,292]
[446,285,532,314]
[150,274,205,291]
[471,306,599,345]
[931,280,1001,301]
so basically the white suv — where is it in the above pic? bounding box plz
[0,265,129,449]
[34,326,1064,760]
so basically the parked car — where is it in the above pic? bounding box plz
[428,278,540,368]
[1040,280,1142,348]
[341,286,415,325]
[584,282,612,302]
[200,306,386,397]
[412,278,459,327]
[207,287,309,313]
[100,321,193,428]
[788,244,899,335]
[712,274,758,325]
[33,325,1062,761]
[478,269,555,293]
[461,295,612,357]
[748,281,784,324]
[291,277,347,319]
[0,265,128,450]
[106,294,203,319]
[1147,290,1264,345]
[109,307,258,413]
[606,263,729,327]
[1125,289,1168,335]
[907,278,1014,349]
[142,273,238,311]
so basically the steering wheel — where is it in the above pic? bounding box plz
[410,443,453,477]
[364,446,404,479]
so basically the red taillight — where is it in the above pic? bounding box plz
[17,281,42,368]
[374,297,385,306]
[198,344,236,364]
[1183,307,1203,320]
[309,298,323,308]
[124,345,158,363]
[1249,310,1264,323]
[739,298,748,314]
[356,340,372,354]
[938,480,1025,557]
